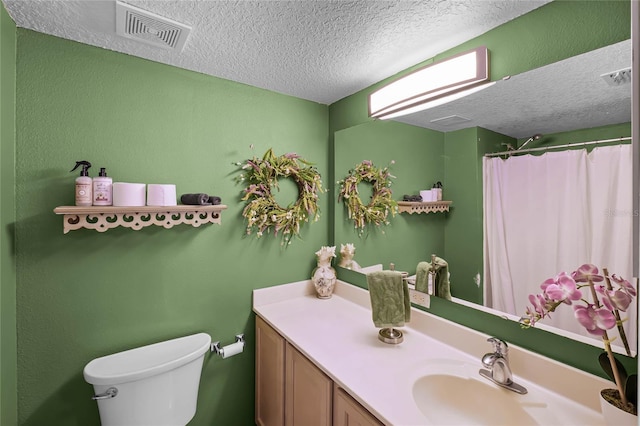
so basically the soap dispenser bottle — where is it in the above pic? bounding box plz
[70,161,92,206]
[433,181,443,201]
[93,167,113,206]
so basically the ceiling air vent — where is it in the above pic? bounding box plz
[430,115,472,127]
[600,67,632,87]
[116,1,191,51]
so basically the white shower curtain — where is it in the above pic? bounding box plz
[483,144,636,351]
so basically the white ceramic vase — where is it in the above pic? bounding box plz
[311,246,337,299]
[312,265,337,299]
[599,390,637,426]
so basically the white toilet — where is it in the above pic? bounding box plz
[83,332,211,426]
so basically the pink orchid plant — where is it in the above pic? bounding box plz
[522,264,637,412]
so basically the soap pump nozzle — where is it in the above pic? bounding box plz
[70,160,92,176]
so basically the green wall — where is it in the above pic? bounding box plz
[2,1,635,425]
[14,30,328,425]
[442,128,508,303]
[334,120,444,272]
[1,3,17,425]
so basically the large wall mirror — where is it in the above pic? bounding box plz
[333,37,635,355]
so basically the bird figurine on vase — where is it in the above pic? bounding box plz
[338,243,361,271]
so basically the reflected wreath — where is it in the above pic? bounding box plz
[338,160,397,233]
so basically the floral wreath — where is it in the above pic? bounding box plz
[338,160,397,233]
[236,148,324,246]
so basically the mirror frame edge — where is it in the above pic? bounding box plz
[632,0,639,278]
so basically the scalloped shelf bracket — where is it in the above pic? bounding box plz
[397,201,452,214]
[54,205,227,234]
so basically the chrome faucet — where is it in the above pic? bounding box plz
[479,337,527,394]
[482,337,511,383]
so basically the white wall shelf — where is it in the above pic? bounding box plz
[53,205,227,234]
[397,201,451,214]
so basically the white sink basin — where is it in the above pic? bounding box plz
[413,373,545,425]
[409,359,603,426]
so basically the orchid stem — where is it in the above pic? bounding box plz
[588,279,628,405]
[603,268,631,356]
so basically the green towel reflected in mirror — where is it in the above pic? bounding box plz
[415,257,452,301]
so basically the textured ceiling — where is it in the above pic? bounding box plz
[2,0,551,105]
[6,0,627,139]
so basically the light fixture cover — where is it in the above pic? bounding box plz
[369,46,491,119]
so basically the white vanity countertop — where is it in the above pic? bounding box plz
[253,280,609,426]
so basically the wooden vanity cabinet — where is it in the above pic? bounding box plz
[255,316,381,426]
[256,316,286,426]
[333,386,383,426]
[285,342,332,426]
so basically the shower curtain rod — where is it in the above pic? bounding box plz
[485,136,632,157]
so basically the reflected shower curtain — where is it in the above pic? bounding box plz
[483,145,636,351]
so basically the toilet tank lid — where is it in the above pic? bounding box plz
[83,332,211,386]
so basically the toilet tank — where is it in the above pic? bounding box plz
[83,333,211,426]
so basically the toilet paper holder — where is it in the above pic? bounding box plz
[211,334,245,358]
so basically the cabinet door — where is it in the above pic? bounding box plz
[333,386,383,426]
[285,343,333,426]
[256,316,286,426]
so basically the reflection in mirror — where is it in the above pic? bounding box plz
[333,40,635,355]
[392,40,631,139]
[483,143,635,354]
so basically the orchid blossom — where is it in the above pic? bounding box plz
[522,264,636,408]
[612,275,637,297]
[571,263,604,283]
[597,285,633,312]
[573,303,616,336]
[542,273,582,305]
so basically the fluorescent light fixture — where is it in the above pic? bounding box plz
[369,46,494,120]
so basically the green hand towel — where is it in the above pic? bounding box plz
[415,261,430,294]
[414,257,452,301]
[366,271,411,328]
[434,257,452,300]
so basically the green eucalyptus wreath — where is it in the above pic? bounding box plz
[338,160,397,233]
[236,148,324,246]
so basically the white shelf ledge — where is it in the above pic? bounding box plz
[397,201,452,214]
[53,205,227,234]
